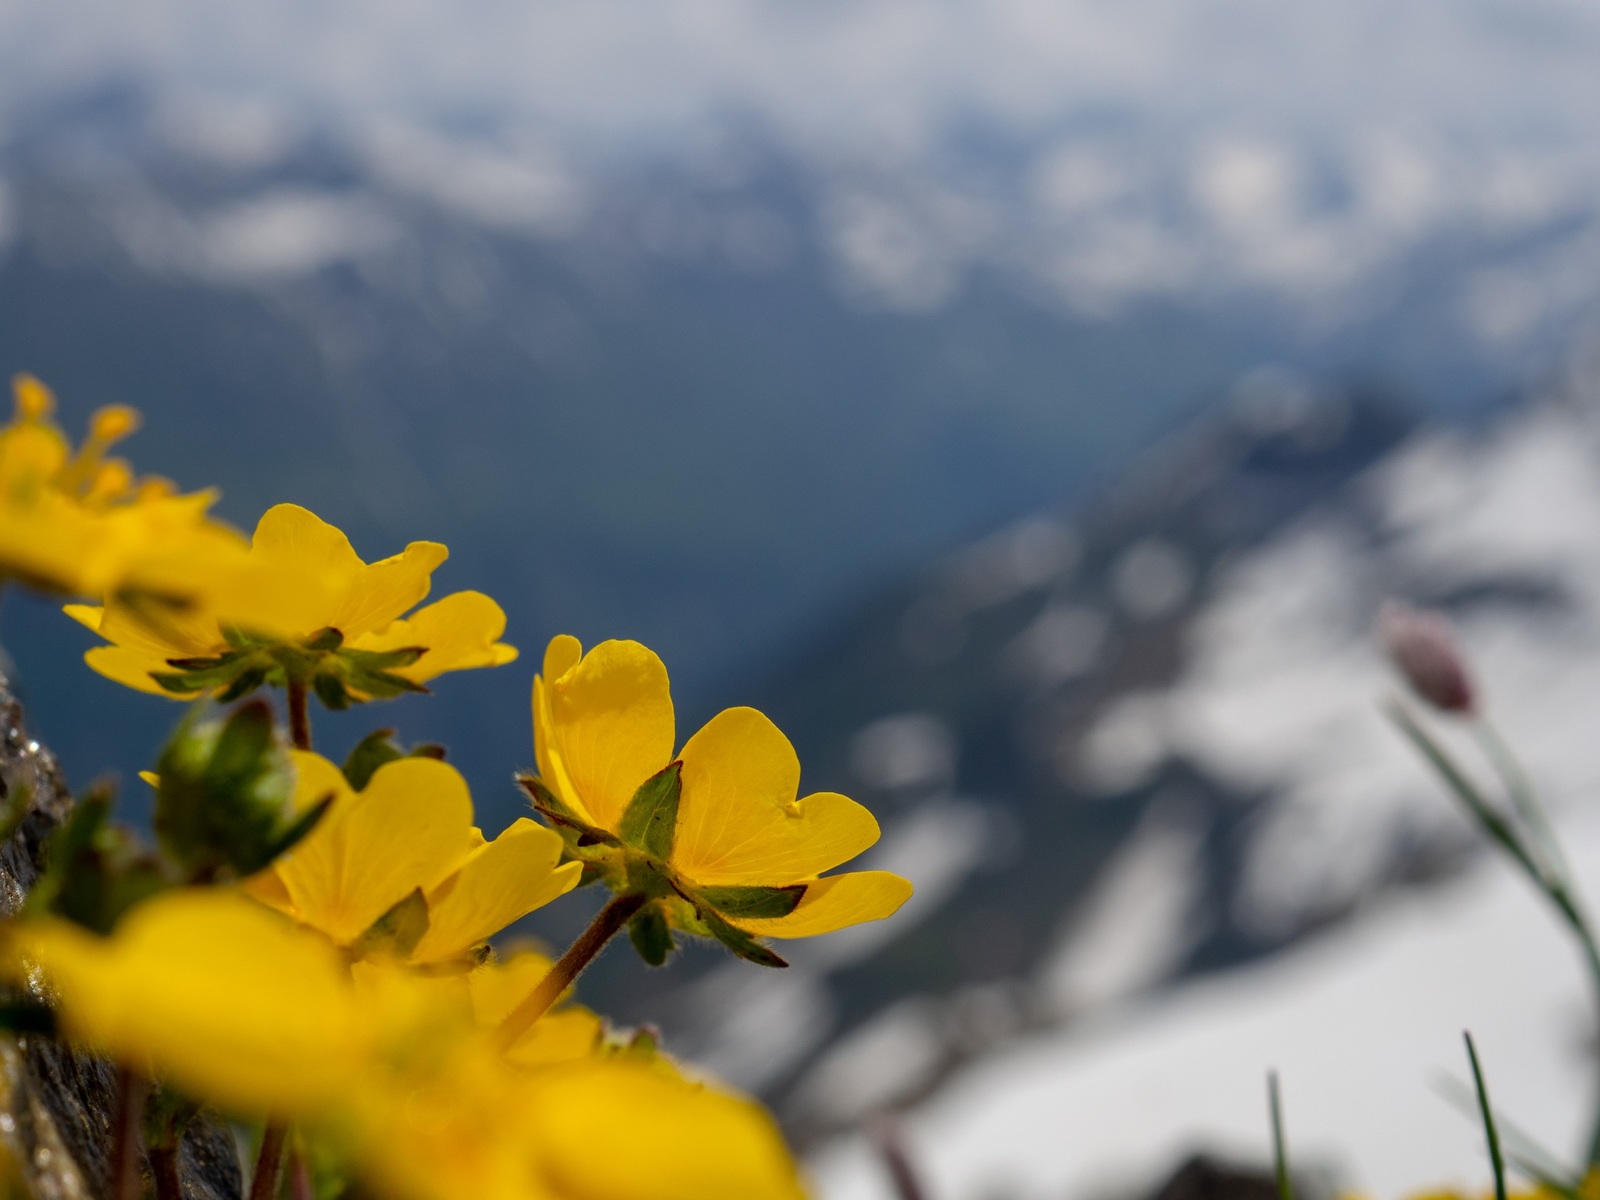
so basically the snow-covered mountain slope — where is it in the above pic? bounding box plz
[689,362,1600,1139]
[810,807,1600,1200]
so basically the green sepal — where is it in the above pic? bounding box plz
[696,883,806,920]
[517,775,619,847]
[343,729,406,790]
[343,731,449,791]
[627,904,674,966]
[342,646,426,671]
[698,907,788,968]
[0,997,56,1037]
[314,674,353,711]
[302,627,344,653]
[617,762,681,860]
[624,1025,661,1056]
[216,666,268,703]
[348,887,430,961]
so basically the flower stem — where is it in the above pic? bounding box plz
[289,1146,314,1200]
[493,892,646,1052]
[108,1066,147,1200]
[287,679,311,751]
[149,1141,183,1200]
[250,1124,287,1200]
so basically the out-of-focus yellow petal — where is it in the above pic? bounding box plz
[540,639,674,833]
[288,748,354,813]
[674,706,881,885]
[526,1060,807,1200]
[4,890,364,1117]
[412,820,580,963]
[358,590,517,684]
[734,870,913,939]
[503,1007,605,1069]
[241,866,296,915]
[274,755,475,946]
[332,541,448,641]
[467,957,604,1066]
[467,951,558,1027]
[82,645,178,696]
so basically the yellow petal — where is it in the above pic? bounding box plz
[502,1007,604,1069]
[734,870,913,939]
[274,755,476,946]
[527,1060,806,1200]
[288,748,353,813]
[542,634,583,682]
[674,706,881,885]
[5,890,364,1117]
[541,640,675,833]
[251,503,364,579]
[82,645,180,697]
[332,540,448,640]
[467,953,604,1067]
[357,590,517,684]
[412,820,581,963]
[241,504,362,634]
[240,866,296,915]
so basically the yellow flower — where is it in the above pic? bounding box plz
[5,889,806,1200]
[247,751,580,965]
[65,502,517,706]
[358,1042,807,1200]
[525,636,912,963]
[3,889,370,1116]
[0,373,246,603]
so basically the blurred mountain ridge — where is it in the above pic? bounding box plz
[659,354,1600,1145]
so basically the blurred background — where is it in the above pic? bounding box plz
[5,3,1600,1197]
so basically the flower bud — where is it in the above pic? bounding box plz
[1379,600,1475,714]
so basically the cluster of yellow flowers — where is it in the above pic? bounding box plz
[0,375,913,1200]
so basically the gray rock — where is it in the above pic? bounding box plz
[0,679,243,1199]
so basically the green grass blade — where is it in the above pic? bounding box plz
[1466,1032,1509,1200]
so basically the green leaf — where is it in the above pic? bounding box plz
[348,887,430,961]
[617,762,681,860]
[697,884,806,920]
[698,908,788,968]
[1466,1033,1509,1200]
[627,905,673,966]
[343,729,406,791]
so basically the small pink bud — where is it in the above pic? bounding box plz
[1379,600,1476,714]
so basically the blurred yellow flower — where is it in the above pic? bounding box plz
[3,888,370,1117]
[0,373,245,603]
[247,751,580,964]
[526,636,912,960]
[5,887,804,1200]
[360,1048,807,1200]
[65,502,517,706]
